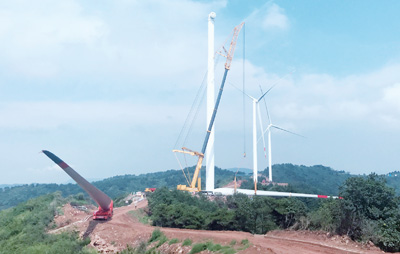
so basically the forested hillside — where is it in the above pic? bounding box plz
[0,167,234,210]
[260,164,353,196]
[148,174,400,252]
[0,193,93,254]
[3,163,392,211]
[2,166,400,252]
[384,171,400,195]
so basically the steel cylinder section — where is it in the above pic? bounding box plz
[42,150,112,211]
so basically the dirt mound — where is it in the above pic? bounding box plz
[51,200,389,254]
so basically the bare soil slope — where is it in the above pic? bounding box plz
[51,200,389,254]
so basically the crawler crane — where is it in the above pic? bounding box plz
[173,22,244,192]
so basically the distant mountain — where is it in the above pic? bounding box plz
[258,164,354,196]
[384,171,400,195]
[0,167,234,210]
[0,184,22,189]
[225,168,253,175]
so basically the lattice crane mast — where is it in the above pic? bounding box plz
[173,22,244,192]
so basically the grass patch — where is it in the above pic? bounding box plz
[128,209,151,224]
[148,229,168,249]
[189,243,208,254]
[188,240,237,254]
[155,234,168,248]
[55,206,64,216]
[148,229,163,243]
[219,247,236,254]
[229,240,236,246]
[237,238,250,251]
[182,238,192,247]
[207,243,222,251]
[168,238,179,245]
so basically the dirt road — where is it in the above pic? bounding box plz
[53,200,386,253]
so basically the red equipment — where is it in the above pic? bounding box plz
[42,150,114,221]
[93,200,114,220]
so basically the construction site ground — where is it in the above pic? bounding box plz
[50,199,391,254]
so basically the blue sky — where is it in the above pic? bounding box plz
[1,0,400,184]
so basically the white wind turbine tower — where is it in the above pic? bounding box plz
[258,85,304,182]
[230,85,274,186]
[229,73,298,186]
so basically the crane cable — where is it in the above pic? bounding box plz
[174,152,190,186]
[183,152,192,182]
[173,23,242,182]
[173,72,207,150]
[242,23,246,158]
[235,23,247,189]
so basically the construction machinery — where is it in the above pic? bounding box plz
[42,150,114,220]
[173,22,244,192]
[93,200,113,220]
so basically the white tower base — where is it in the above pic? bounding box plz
[252,100,258,185]
[206,12,216,191]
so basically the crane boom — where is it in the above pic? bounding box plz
[176,22,244,192]
[224,22,244,70]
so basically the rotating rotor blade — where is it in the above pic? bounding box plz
[257,124,272,143]
[271,125,306,138]
[257,84,275,102]
[257,103,268,158]
[228,82,255,101]
[259,85,271,125]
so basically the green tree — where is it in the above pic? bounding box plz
[336,174,400,252]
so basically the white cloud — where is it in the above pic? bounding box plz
[1,0,400,183]
[262,3,289,30]
[0,101,186,130]
[0,0,108,78]
[265,63,400,130]
[0,0,227,79]
[382,83,400,110]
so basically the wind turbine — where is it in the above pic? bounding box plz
[258,85,304,182]
[230,83,274,186]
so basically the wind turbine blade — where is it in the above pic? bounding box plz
[228,82,255,100]
[271,125,306,138]
[257,103,268,159]
[258,124,272,143]
[259,85,271,125]
[258,84,275,102]
[258,70,296,102]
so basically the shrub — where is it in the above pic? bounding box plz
[241,239,249,245]
[207,243,222,251]
[189,243,207,254]
[155,234,168,248]
[148,229,163,243]
[168,238,179,245]
[182,238,192,246]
